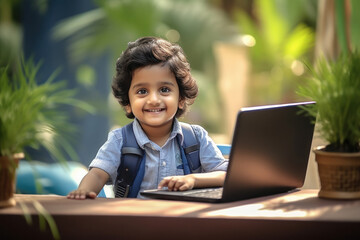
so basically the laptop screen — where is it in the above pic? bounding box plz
[222,102,315,201]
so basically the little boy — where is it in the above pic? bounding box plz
[67,37,228,199]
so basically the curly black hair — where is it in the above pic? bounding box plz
[112,37,198,119]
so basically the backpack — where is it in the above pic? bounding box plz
[114,121,200,198]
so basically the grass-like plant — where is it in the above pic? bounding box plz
[297,51,360,152]
[0,57,94,161]
[0,57,94,239]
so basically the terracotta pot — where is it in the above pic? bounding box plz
[0,153,24,208]
[314,147,360,199]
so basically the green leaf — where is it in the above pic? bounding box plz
[297,51,360,151]
[0,57,95,161]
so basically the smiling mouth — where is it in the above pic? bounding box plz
[144,108,165,113]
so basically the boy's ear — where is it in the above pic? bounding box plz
[178,99,185,109]
[125,105,132,114]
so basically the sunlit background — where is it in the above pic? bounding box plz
[1,0,359,192]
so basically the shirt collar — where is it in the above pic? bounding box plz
[132,118,184,149]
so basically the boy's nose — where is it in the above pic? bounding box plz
[147,92,161,105]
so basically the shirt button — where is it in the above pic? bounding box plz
[162,161,166,167]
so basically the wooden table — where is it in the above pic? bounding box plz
[1,189,360,239]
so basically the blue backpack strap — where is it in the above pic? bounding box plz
[179,122,201,173]
[115,122,145,198]
[179,146,191,175]
[127,154,145,198]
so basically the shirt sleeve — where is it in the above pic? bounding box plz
[192,125,229,172]
[89,128,123,185]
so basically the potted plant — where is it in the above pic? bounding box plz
[0,58,93,207]
[297,51,360,199]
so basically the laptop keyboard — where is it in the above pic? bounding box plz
[182,188,223,198]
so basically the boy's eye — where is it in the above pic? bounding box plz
[160,87,170,93]
[136,89,147,95]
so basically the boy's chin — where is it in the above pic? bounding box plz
[138,118,174,128]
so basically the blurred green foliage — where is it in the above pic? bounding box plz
[0,57,94,161]
[350,0,360,50]
[234,0,315,105]
[0,0,49,70]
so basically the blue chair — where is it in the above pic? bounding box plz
[217,144,231,158]
[16,160,106,197]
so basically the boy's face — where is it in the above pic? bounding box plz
[126,64,184,131]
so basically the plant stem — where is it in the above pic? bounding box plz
[0,0,12,23]
[334,0,352,54]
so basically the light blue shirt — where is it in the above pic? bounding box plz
[89,118,228,198]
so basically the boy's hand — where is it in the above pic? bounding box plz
[158,175,195,191]
[66,168,109,200]
[158,171,226,191]
[67,189,97,200]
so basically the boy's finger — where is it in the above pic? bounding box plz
[76,192,86,199]
[174,180,185,191]
[167,178,178,191]
[67,190,96,200]
[178,184,189,191]
[158,177,171,189]
[87,192,97,199]
[157,179,166,189]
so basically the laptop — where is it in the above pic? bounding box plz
[140,102,316,203]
